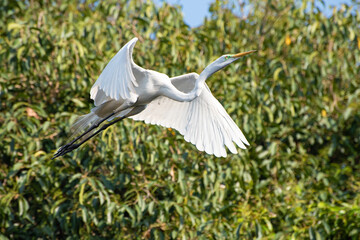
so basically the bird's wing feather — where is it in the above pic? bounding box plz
[90,37,141,105]
[130,73,249,157]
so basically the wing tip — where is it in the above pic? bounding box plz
[128,37,138,49]
[242,137,250,146]
[90,85,98,100]
[131,37,138,42]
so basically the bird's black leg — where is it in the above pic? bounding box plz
[52,112,115,157]
[52,113,124,159]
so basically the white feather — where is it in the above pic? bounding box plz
[90,37,139,103]
[130,74,249,157]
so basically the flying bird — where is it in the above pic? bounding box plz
[53,37,255,159]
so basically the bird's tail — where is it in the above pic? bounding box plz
[69,100,136,141]
[70,112,103,140]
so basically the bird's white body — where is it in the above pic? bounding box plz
[134,70,169,104]
[66,37,254,158]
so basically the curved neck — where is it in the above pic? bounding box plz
[161,62,219,102]
[191,61,220,94]
[161,84,200,102]
[198,63,217,84]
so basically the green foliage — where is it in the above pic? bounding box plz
[1,0,360,239]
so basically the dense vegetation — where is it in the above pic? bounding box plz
[1,0,359,238]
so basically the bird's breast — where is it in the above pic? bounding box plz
[134,83,161,105]
[133,70,169,105]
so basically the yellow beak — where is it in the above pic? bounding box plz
[232,50,257,58]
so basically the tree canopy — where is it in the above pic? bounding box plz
[1,0,359,239]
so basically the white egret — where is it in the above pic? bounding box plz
[53,37,255,159]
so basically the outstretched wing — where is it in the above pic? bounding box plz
[90,37,141,106]
[130,73,249,157]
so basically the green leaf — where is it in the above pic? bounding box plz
[79,182,86,205]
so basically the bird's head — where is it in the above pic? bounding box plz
[203,50,257,78]
[219,50,257,69]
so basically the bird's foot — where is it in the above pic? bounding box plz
[52,143,79,159]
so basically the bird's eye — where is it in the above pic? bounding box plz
[224,55,231,60]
